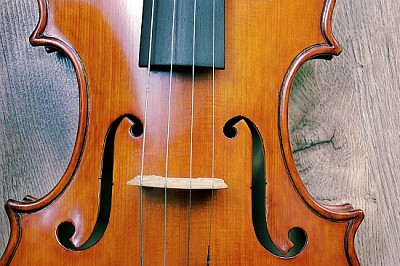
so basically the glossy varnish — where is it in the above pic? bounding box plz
[0,0,363,265]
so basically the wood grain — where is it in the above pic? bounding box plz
[289,1,400,265]
[0,0,398,265]
[0,0,78,253]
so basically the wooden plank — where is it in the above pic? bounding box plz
[0,0,78,254]
[289,1,400,265]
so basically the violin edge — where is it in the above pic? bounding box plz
[0,0,365,265]
[278,0,364,265]
[0,0,90,264]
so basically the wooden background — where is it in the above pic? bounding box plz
[0,0,398,265]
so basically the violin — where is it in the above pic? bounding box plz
[1,0,364,265]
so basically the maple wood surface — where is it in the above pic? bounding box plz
[0,0,398,265]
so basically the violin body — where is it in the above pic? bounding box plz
[1,0,363,265]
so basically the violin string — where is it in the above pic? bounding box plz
[187,0,197,264]
[139,0,157,264]
[165,0,177,264]
[206,0,216,264]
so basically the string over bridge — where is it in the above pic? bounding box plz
[128,176,227,190]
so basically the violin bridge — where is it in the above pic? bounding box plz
[127,175,227,190]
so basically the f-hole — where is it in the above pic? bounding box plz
[224,116,307,258]
[56,114,143,250]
